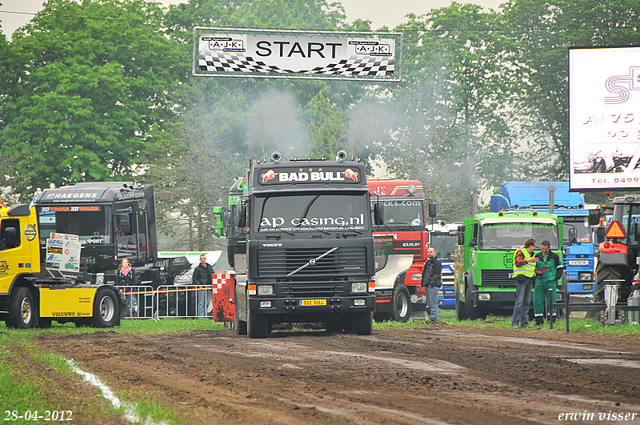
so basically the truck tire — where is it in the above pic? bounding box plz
[353,311,373,335]
[455,285,467,320]
[7,287,36,329]
[235,301,247,335]
[391,285,411,322]
[464,279,484,320]
[92,288,120,328]
[248,310,268,338]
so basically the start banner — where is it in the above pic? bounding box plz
[193,28,402,81]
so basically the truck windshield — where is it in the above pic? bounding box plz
[479,222,559,250]
[371,199,424,229]
[255,193,369,233]
[562,217,592,244]
[430,233,456,261]
[36,206,110,245]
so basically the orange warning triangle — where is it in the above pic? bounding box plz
[605,221,626,239]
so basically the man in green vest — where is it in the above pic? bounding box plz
[512,238,539,328]
[533,240,562,326]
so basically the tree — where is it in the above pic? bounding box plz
[377,4,518,221]
[501,0,640,181]
[0,0,185,198]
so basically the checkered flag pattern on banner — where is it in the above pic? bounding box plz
[199,52,395,77]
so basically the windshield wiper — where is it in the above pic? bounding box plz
[286,247,338,277]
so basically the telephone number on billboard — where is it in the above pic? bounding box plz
[590,177,640,184]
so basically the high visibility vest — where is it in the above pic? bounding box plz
[513,248,535,278]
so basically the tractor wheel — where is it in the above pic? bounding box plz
[594,263,627,303]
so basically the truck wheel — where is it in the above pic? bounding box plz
[595,263,627,303]
[373,312,391,323]
[235,301,247,335]
[353,311,373,335]
[455,285,467,320]
[7,287,36,329]
[391,285,411,322]
[248,310,268,338]
[464,279,483,320]
[92,288,120,328]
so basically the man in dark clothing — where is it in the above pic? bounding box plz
[533,240,562,326]
[192,254,214,317]
[421,247,442,322]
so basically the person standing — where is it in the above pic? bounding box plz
[512,238,539,328]
[533,240,562,326]
[116,258,136,317]
[421,247,442,322]
[192,253,214,317]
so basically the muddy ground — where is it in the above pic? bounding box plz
[35,322,640,425]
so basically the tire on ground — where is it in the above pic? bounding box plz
[92,288,121,328]
[353,311,373,335]
[391,285,412,322]
[7,287,36,329]
[248,310,268,338]
[455,284,467,320]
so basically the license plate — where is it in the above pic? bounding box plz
[568,260,589,266]
[299,299,327,306]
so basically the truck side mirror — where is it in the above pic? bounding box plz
[428,202,437,218]
[595,227,605,244]
[4,227,17,249]
[569,227,578,244]
[237,205,247,229]
[373,202,384,225]
[469,237,477,247]
[457,231,464,246]
[212,206,224,236]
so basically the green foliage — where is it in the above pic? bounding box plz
[1,0,184,197]
[4,0,640,227]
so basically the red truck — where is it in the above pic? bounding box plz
[369,180,433,321]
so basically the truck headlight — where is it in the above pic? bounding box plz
[578,272,593,281]
[351,282,367,293]
[258,285,273,296]
[478,293,490,301]
[582,284,593,291]
[411,273,422,281]
[353,299,366,306]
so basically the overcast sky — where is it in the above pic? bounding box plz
[0,0,503,38]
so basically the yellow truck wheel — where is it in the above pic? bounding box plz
[92,288,121,328]
[7,287,36,329]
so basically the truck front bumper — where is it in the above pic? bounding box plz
[249,295,375,316]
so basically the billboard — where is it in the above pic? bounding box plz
[569,46,640,191]
[193,28,402,82]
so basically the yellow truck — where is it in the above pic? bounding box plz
[0,204,123,328]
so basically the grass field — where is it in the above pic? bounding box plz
[1,313,638,424]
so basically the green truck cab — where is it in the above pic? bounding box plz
[454,211,563,320]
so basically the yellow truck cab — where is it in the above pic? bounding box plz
[0,204,122,329]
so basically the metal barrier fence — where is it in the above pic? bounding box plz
[116,285,214,319]
[156,285,213,318]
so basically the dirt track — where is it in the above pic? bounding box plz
[36,323,640,424]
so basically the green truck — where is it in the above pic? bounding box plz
[454,211,564,319]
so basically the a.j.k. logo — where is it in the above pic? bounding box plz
[0,261,9,274]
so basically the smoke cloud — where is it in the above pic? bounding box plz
[246,89,309,160]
